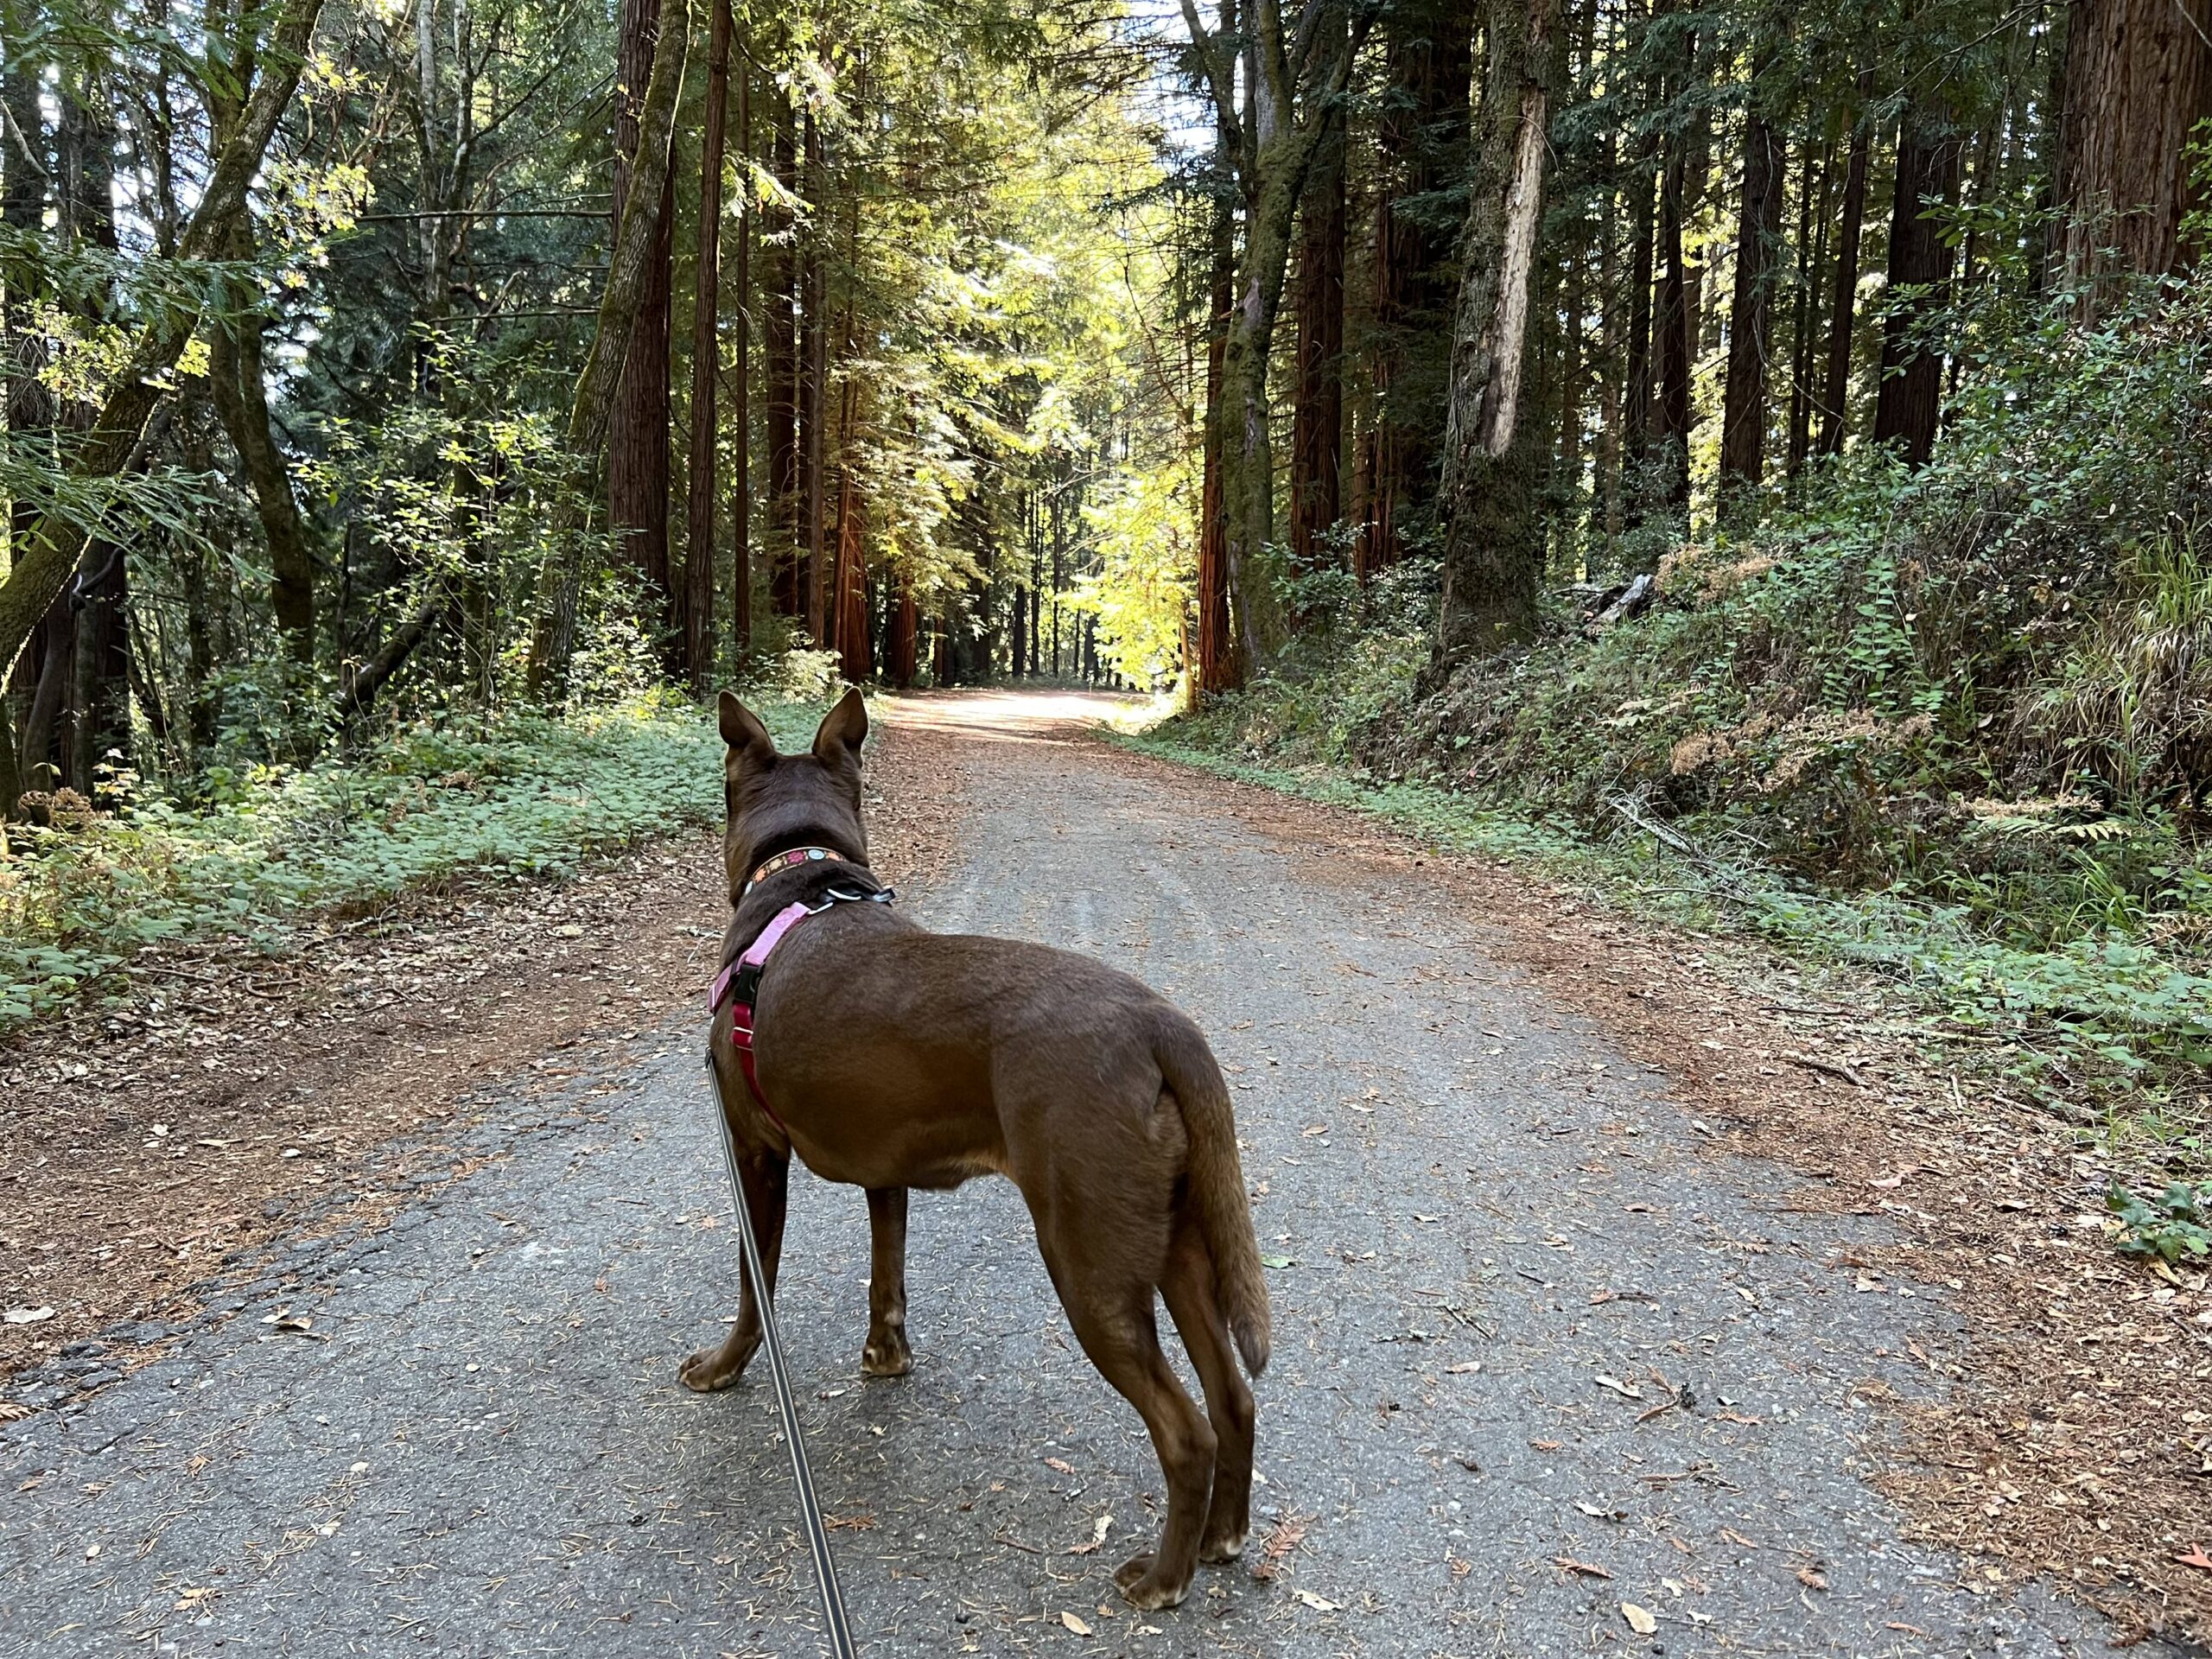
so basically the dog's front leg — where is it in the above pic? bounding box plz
[861,1186,912,1376]
[679,1147,789,1393]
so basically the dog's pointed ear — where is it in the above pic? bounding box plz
[811,686,868,766]
[719,691,777,768]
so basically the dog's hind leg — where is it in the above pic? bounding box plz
[679,1147,789,1393]
[1161,1217,1255,1564]
[861,1186,912,1376]
[1057,1286,1215,1611]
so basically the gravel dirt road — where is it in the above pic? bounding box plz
[0,691,2174,1657]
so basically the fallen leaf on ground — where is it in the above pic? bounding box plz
[1531,1439,1562,1452]
[1250,1511,1312,1581]
[0,1402,32,1422]
[1594,1373,1645,1400]
[1796,1565,1829,1591]
[1059,1611,1092,1636]
[1044,1457,1076,1475]
[2174,1542,2212,1573]
[1556,1556,1613,1579]
[1445,1361,1480,1374]
[1622,1602,1658,1636]
[1294,1590,1340,1612]
[1066,1514,1112,1555]
[1719,1528,1758,1548]
[2,1306,54,1325]
[1712,1409,1764,1426]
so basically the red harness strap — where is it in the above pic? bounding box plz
[707,901,814,1133]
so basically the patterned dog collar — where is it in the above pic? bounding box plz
[745,845,847,891]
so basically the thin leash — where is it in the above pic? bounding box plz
[705,1053,859,1658]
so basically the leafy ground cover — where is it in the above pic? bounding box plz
[0,691,826,1029]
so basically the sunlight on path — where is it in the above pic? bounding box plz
[880,687,1154,746]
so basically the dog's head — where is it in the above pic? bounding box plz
[717,687,870,906]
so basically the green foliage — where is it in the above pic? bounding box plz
[1135,273,2212,1147]
[2106,1180,2212,1264]
[0,692,832,1028]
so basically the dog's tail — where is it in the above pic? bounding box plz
[1155,1014,1271,1378]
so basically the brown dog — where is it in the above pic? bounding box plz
[683,688,1269,1611]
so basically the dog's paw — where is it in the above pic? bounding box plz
[678,1342,752,1393]
[1198,1529,1247,1565]
[861,1329,912,1377]
[1113,1553,1190,1611]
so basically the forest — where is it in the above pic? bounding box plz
[1,0,2208,1110]
[5,0,2212,1643]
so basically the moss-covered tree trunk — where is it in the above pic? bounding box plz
[1434,0,1560,660]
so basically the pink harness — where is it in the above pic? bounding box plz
[707,903,811,1130]
[707,857,894,1132]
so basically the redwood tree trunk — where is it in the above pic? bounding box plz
[1195,44,1236,696]
[1718,47,1784,501]
[888,579,917,687]
[730,57,752,659]
[2056,0,2212,295]
[1435,0,1560,658]
[1872,97,1961,465]
[523,0,693,692]
[764,92,798,617]
[1289,54,1345,590]
[1358,0,1474,577]
[1816,74,1871,457]
[682,0,731,691]
[608,0,677,656]
[799,109,826,645]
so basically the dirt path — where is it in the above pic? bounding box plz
[0,691,2188,1656]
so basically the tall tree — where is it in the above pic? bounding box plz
[0,0,331,808]
[524,0,694,692]
[1358,0,1474,578]
[1179,0,1372,671]
[608,0,677,658]
[682,0,733,690]
[1718,35,1786,503]
[1434,0,1561,657]
[2054,0,2212,296]
[1815,67,1872,457]
[764,90,798,619]
[730,59,753,662]
[1872,96,1961,465]
[1289,16,1347,592]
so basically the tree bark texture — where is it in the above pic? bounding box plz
[1187,0,1371,672]
[207,249,316,664]
[1435,0,1559,659]
[801,109,826,645]
[1357,0,1473,577]
[1289,50,1345,588]
[1816,74,1871,457]
[682,0,731,691]
[1872,97,1961,466]
[1718,43,1784,499]
[2055,0,2212,292]
[608,0,677,658]
[523,0,692,693]
[1195,26,1236,696]
[730,58,752,661]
